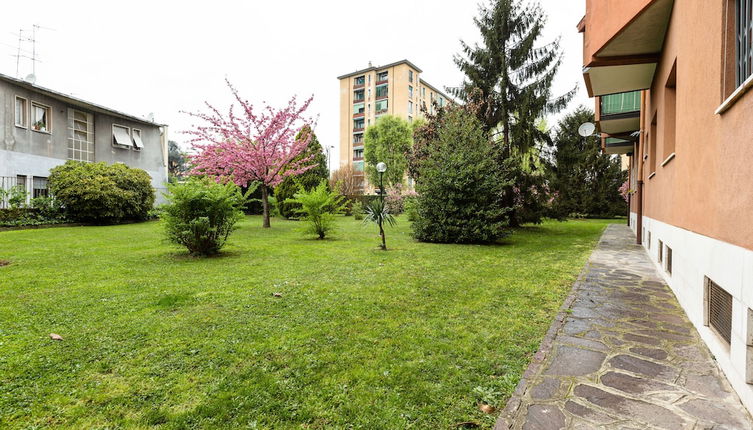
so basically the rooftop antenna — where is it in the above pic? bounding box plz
[15,29,23,77]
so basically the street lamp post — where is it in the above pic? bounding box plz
[376,162,387,250]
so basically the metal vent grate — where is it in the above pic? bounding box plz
[708,279,733,344]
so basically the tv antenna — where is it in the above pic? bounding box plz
[12,24,55,80]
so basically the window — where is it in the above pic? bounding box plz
[31,102,51,132]
[112,124,132,148]
[353,118,364,130]
[132,129,144,150]
[665,246,673,275]
[706,277,733,345]
[421,87,426,98]
[648,231,652,249]
[354,89,365,101]
[353,103,365,114]
[353,148,364,159]
[354,160,364,172]
[663,61,677,161]
[409,85,413,98]
[68,109,95,162]
[375,99,388,113]
[377,71,388,82]
[354,75,365,86]
[438,96,445,107]
[737,0,752,86]
[409,70,414,83]
[32,176,48,198]
[16,175,27,193]
[376,84,388,99]
[353,133,364,144]
[408,101,413,114]
[15,96,27,127]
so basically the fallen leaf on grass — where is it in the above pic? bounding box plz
[478,403,496,414]
[49,333,63,341]
[272,292,283,297]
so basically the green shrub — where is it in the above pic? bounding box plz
[49,161,155,224]
[162,178,247,256]
[351,200,364,220]
[412,107,512,243]
[403,196,419,222]
[285,180,346,239]
[30,196,65,221]
[7,186,27,209]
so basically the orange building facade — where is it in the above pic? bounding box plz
[580,0,753,412]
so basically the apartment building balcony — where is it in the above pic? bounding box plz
[353,127,364,133]
[603,137,634,155]
[353,112,365,119]
[579,0,674,97]
[352,157,364,161]
[597,90,641,135]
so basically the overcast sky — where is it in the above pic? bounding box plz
[0,1,588,166]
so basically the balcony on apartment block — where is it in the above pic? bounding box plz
[603,137,634,155]
[579,0,673,97]
[597,90,641,135]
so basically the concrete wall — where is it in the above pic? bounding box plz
[0,79,168,196]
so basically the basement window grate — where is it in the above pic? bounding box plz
[707,278,733,345]
[658,240,664,263]
[665,246,673,275]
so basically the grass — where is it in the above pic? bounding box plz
[0,216,615,429]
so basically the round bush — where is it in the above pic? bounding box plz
[162,178,246,256]
[48,161,155,224]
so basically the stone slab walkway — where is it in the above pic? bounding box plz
[496,224,753,430]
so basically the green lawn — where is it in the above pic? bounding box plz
[0,216,614,429]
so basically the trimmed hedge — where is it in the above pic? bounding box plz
[49,161,155,224]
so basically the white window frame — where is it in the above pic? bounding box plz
[30,101,52,133]
[132,128,144,150]
[68,109,95,162]
[112,124,133,148]
[15,96,28,128]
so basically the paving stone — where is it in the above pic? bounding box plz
[530,377,561,401]
[502,226,753,430]
[678,398,750,428]
[544,346,605,377]
[622,333,663,346]
[628,346,669,361]
[609,354,679,380]
[573,385,688,428]
[555,335,609,352]
[600,371,675,395]
[522,404,566,430]
[564,400,616,425]
[683,373,733,400]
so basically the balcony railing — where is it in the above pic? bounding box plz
[353,112,365,118]
[600,91,641,116]
[353,127,364,133]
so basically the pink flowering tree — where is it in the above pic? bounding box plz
[185,80,317,228]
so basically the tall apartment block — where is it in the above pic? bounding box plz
[580,0,753,413]
[337,60,450,188]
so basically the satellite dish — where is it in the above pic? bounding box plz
[24,73,36,84]
[578,122,596,137]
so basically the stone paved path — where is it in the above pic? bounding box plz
[496,224,753,430]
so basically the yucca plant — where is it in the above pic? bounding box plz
[363,197,396,250]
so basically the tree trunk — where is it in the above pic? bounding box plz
[379,222,386,250]
[261,184,271,228]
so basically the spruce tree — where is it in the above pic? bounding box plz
[275,126,329,219]
[451,0,574,154]
[549,107,628,218]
